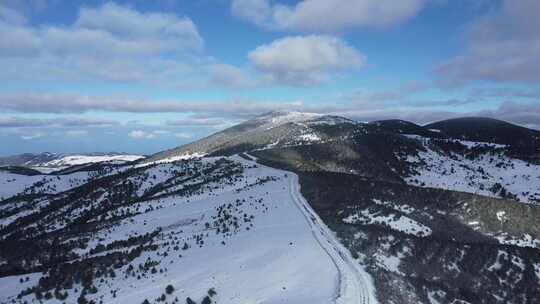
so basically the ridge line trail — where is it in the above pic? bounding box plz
[241,154,377,304]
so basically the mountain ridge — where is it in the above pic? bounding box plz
[148,111,540,163]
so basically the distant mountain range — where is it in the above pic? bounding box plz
[0,152,145,173]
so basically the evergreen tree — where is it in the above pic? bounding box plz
[201,296,211,304]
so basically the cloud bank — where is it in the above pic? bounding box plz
[436,0,540,86]
[0,2,203,85]
[231,0,427,31]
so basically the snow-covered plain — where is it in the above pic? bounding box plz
[0,156,377,304]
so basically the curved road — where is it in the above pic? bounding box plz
[241,153,377,304]
[287,174,377,304]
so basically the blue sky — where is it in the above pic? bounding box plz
[1,0,539,155]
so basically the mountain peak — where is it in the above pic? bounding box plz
[253,110,323,124]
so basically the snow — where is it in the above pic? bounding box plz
[0,164,129,200]
[534,263,540,284]
[0,170,90,200]
[372,245,410,276]
[494,233,540,249]
[287,172,378,304]
[373,199,415,215]
[343,208,431,237]
[427,290,446,304]
[28,154,145,172]
[137,152,207,167]
[41,154,144,167]
[401,135,540,204]
[375,253,402,274]
[496,211,507,222]
[299,132,322,142]
[255,111,323,130]
[0,156,378,304]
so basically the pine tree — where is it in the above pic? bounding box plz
[201,296,211,304]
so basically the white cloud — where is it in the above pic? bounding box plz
[249,35,365,85]
[128,129,189,140]
[0,116,118,128]
[207,63,261,88]
[0,2,204,85]
[20,132,46,140]
[75,2,202,50]
[166,117,229,127]
[0,92,305,116]
[174,132,193,139]
[231,0,427,31]
[65,130,89,137]
[128,130,157,140]
[344,81,432,102]
[152,130,171,135]
[435,0,540,86]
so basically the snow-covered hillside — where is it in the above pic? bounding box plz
[0,165,128,201]
[4,114,540,304]
[145,111,361,164]
[253,111,324,129]
[401,135,540,204]
[0,153,145,173]
[31,154,144,173]
[38,154,144,168]
[0,156,376,304]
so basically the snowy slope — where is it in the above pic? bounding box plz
[145,111,360,163]
[0,156,379,304]
[253,111,324,129]
[39,154,144,167]
[0,153,145,173]
[0,165,129,200]
[32,154,144,172]
[401,135,540,204]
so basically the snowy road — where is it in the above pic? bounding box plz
[242,154,377,304]
[288,174,378,304]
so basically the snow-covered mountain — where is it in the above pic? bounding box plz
[0,153,145,173]
[2,111,540,304]
[145,111,357,163]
